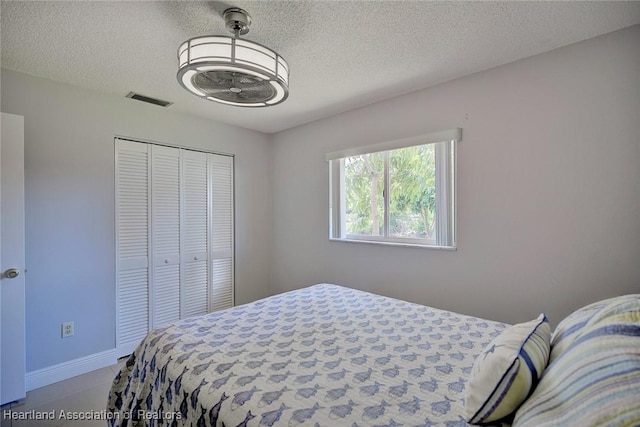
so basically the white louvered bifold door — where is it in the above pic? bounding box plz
[210,154,234,311]
[150,145,181,328]
[115,140,149,355]
[116,140,234,356]
[181,150,209,318]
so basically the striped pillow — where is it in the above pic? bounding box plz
[513,296,640,427]
[549,295,633,364]
[464,314,550,424]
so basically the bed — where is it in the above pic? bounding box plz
[108,284,640,426]
[106,284,511,426]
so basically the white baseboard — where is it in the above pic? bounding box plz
[25,348,118,391]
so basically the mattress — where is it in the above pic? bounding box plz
[107,284,508,426]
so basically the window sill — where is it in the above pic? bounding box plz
[329,238,457,251]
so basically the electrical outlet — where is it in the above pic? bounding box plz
[62,322,74,338]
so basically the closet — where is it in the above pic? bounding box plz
[115,138,233,356]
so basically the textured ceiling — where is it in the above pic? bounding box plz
[1,1,639,134]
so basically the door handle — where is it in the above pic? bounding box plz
[3,268,20,279]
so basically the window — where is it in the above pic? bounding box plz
[327,129,460,248]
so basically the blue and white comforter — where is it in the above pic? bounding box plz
[107,284,508,426]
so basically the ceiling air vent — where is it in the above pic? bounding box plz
[126,92,173,107]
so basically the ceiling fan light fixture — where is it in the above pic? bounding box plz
[177,8,289,107]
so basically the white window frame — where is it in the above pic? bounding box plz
[327,128,460,249]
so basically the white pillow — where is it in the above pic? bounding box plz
[464,313,551,424]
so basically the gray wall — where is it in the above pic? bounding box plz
[270,26,640,326]
[1,69,272,372]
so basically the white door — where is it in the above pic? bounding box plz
[181,150,210,318]
[209,154,234,312]
[115,139,234,358]
[0,112,26,405]
[150,145,181,327]
[115,139,150,357]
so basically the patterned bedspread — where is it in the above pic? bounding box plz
[107,284,508,426]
